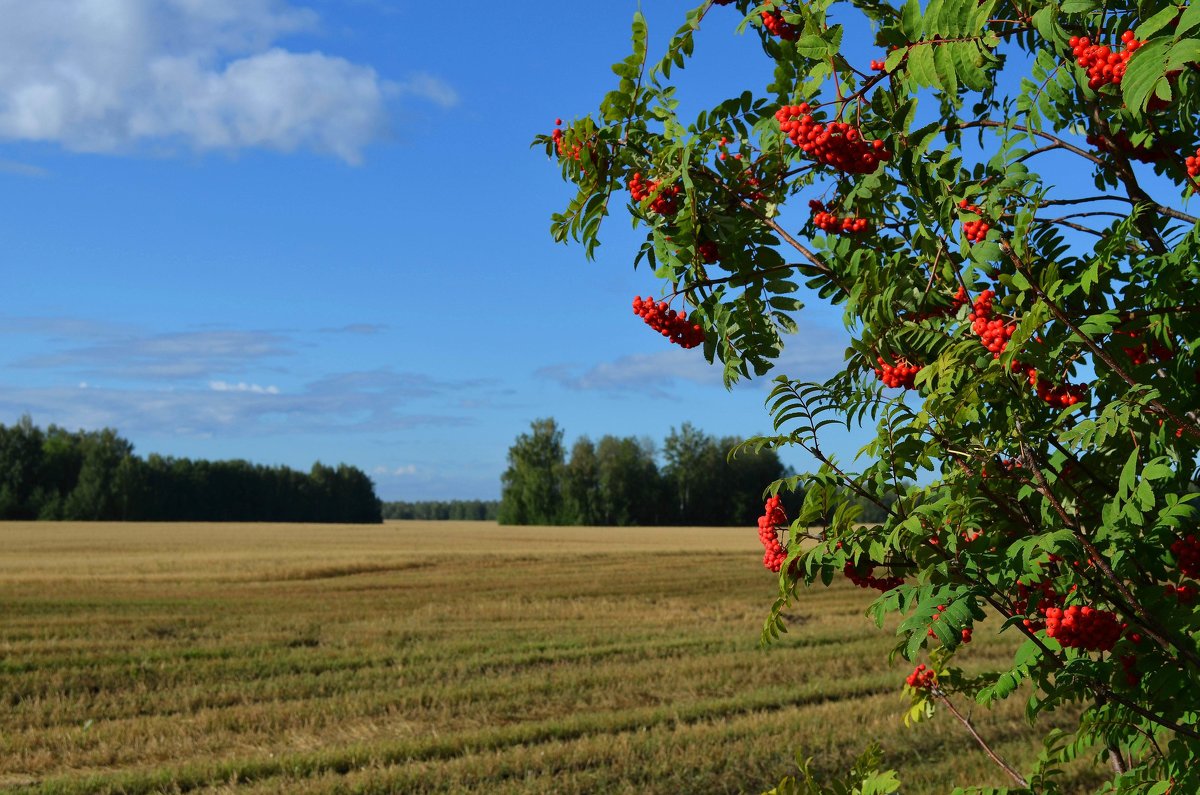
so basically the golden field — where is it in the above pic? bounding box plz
[0,521,1106,793]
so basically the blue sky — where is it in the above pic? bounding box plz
[0,1,914,500]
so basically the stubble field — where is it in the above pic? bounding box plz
[0,521,1106,793]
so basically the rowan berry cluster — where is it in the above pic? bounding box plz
[1087,131,1165,164]
[906,663,937,689]
[1188,146,1200,178]
[551,119,597,165]
[757,495,789,573]
[761,9,800,40]
[1044,605,1124,652]
[1165,582,1198,605]
[1013,579,1062,631]
[1119,652,1141,686]
[908,285,970,323]
[869,59,886,71]
[959,199,990,242]
[628,172,680,216]
[874,356,922,389]
[1116,330,1174,366]
[809,200,870,235]
[981,457,1020,480]
[776,104,892,174]
[1069,31,1143,89]
[844,562,905,591]
[926,604,973,643]
[1013,363,1088,408]
[1172,534,1200,578]
[697,240,720,264]
[631,296,705,349]
[969,289,1012,357]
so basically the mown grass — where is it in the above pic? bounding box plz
[0,521,1107,794]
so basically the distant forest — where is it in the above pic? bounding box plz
[498,419,896,527]
[381,500,498,521]
[0,417,382,523]
[499,419,781,526]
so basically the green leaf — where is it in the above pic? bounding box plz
[907,45,941,90]
[901,0,923,41]
[1178,2,1200,37]
[1118,448,1139,499]
[1138,5,1183,39]
[795,34,833,60]
[1121,38,1169,114]
[1166,39,1200,71]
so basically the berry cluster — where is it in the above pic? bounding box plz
[761,9,800,40]
[551,119,598,166]
[905,663,937,689]
[697,240,720,264]
[1013,579,1062,631]
[757,495,789,573]
[628,172,681,216]
[874,356,922,389]
[1172,534,1200,578]
[776,104,892,174]
[1069,31,1143,89]
[981,457,1020,480]
[1044,605,1124,652]
[969,289,1013,358]
[869,59,886,71]
[809,200,870,235]
[1165,582,1198,605]
[844,562,905,591]
[1188,146,1200,179]
[1011,362,1088,407]
[926,603,974,644]
[1115,329,1174,366]
[1119,652,1141,686]
[958,199,990,242]
[632,296,705,349]
[908,285,970,323]
[1087,131,1166,164]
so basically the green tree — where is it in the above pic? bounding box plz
[563,436,603,525]
[0,415,45,519]
[542,1,1200,790]
[595,434,662,525]
[498,418,568,525]
[662,422,720,523]
[62,428,133,520]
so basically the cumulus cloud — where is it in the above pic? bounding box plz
[0,0,452,162]
[14,328,293,380]
[210,380,279,394]
[0,377,473,438]
[538,327,849,396]
[374,464,417,476]
[0,315,495,438]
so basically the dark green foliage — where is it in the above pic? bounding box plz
[0,416,382,523]
[498,418,790,526]
[381,500,499,521]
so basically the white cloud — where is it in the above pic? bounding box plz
[210,380,279,394]
[537,327,849,396]
[0,0,452,162]
[374,464,417,476]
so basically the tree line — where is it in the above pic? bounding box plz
[0,416,382,523]
[498,418,798,526]
[381,500,498,521]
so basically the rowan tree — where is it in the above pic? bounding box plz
[540,0,1200,791]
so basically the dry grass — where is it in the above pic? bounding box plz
[0,521,1106,793]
